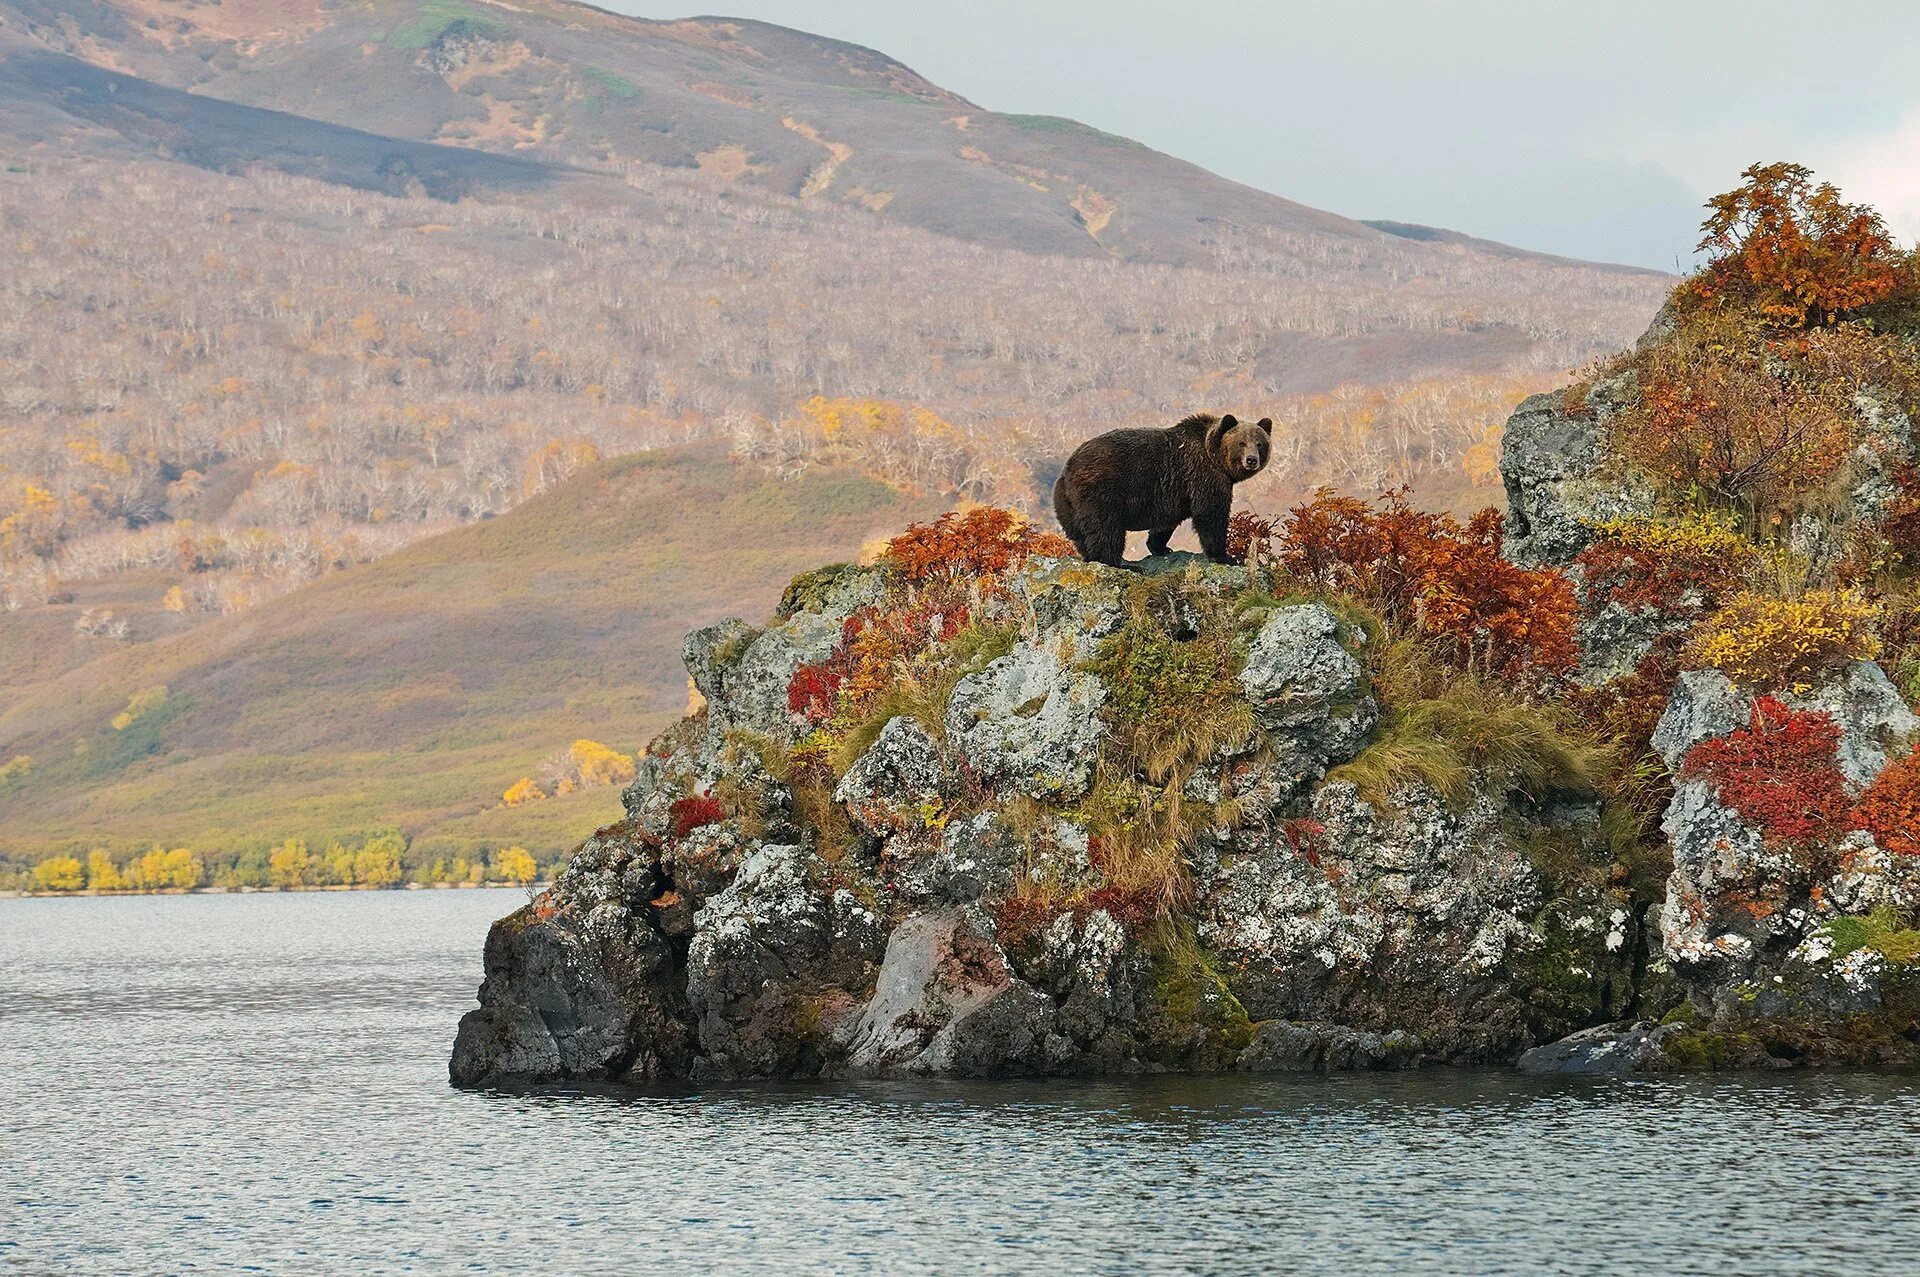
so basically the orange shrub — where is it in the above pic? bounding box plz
[1854,752,1920,856]
[883,507,1072,586]
[1686,162,1902,329]
[1278,488,1577,686]
[1605,308,1857,519]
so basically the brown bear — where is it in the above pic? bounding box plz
[1052,413,1272,567]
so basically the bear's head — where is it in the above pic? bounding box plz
[1208,414,1273,481]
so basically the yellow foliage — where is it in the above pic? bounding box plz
[162,585,187,613]
[492,846,538,884]
[32,856,85,892]
[126,846,202,891]
[86,849,124,891]
[269,839,312,888]
[0,754,30,783]
[501,777,545,807]
[111,685,169,731]
[353,843,403,888]
[1588,511,1751,560]
[569,738,637,788]
[1684,589,1881,693]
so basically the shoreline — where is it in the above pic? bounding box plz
[0,881,538,900]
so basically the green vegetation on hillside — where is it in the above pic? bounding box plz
[0,452,935,887]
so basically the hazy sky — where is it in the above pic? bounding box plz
[606,0,1920,269]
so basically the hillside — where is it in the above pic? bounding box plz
[0,1,1674,875]
[0,449,937,867]
[2,0,1557,268]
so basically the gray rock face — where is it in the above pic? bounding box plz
[1195,781,1634,1062]
[449,825,693,1087]
[945,643,1106,800]
[1517,1021,1687,1076]
[685,843,884,1078]
[1237,1021,1424,1072]
[834,716,945,835]
[1239,603,1376,782]
[840,910,1059,1077]
[1499,383,1653,570]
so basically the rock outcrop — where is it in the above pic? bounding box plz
[452,552,1639,1086]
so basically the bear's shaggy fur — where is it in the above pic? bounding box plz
[1052,413,1272,567]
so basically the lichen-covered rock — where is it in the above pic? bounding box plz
[1238,603,1376,782]
[1499,381,1653,570]
[1195,781,1635,1062]
[834,716,945,836]
[839,909,1061,1077]
[1517,1021,1688,1075]
[449,823,694,1086]
[945,644,1106,800]
[685,843,884,1078]
[457,540,1738,1086]
[1236,1021,1424,1072]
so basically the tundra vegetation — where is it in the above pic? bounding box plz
[445,166,1920,1081]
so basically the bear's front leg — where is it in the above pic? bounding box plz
[1193,498,1231,564]
[1145,525,1177,556]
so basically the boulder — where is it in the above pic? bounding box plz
[839,909,1060,1077]
[945,643,1106,800]
[1238,603,1376,781]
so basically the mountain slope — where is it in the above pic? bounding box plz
[0,0,1658,271]
[0,450,937,863]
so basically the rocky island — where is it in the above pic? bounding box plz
[452,164,1920,1085]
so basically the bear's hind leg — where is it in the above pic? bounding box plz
[1077,514,1130,569]
[1145,524,1177,557]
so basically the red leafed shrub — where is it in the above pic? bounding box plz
[1278,487,1577,686]
[1280,817,1328,868]
[1682,697,1849,844]
[787,658,847,722]
[1082,884,1160,935]
[787,599,972,725]
[1225,509,1280,565]
[1573,514,1754,620]
[1854,751,1920,856]
[669,794,726,840]
[883,507,1074,585]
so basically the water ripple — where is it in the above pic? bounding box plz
[3,892,1917,1275]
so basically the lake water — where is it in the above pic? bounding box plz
[4,890,1918,1275]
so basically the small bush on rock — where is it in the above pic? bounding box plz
[1682,697,1850,846]
[1576,513,1755,619]
[1685,162,1904,330]
[1854,750,1920,856]
[1682,589,1880,693]
[1277,487,1577,687]
[882,507,1072,586]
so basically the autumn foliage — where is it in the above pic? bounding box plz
[788,599,972,726]
[881,507,1072,586]
[1854,752,1920,857]
[1277,488,1577,685]
[668,794,727,840]
[1685,162,1903,329]
[1682,698,1850,845]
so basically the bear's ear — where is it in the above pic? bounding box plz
[1219,414,1238,429]
[1205,417,1232,456]
[1256,417,1273,434]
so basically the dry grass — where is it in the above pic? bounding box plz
[1330,639,1611,809]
